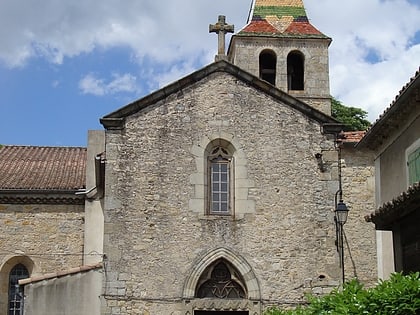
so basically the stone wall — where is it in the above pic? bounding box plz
[229,36,331,115]
[101,72,377,314]
[0,202,84,315]
[23,268,102,315]
[341,146,377,285]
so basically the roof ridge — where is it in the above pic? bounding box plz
[1,145,87,149]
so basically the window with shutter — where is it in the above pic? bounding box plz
[408,147,420,185]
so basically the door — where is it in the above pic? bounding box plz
[195,312,249,315]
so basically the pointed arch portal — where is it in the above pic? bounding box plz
[195,312,248,314]
[183,248,260,314]
[183,247,261,300]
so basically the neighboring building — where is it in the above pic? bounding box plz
[363,68,420,276]
[0,1,379,314]
[0,146,86,315]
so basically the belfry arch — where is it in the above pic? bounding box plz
[259,49,277,85]
[287,50,305,91]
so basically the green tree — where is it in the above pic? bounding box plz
[331,97,371,131]
[264,273,420,315]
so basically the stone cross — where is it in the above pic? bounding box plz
[209,15,234,60]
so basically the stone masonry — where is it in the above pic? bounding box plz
[0,203,84,314]
[101,71,377,314]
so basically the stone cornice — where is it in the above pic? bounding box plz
[0,190,85,205]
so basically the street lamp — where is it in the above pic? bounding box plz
[335,198,349,285]
[336,200,349,225]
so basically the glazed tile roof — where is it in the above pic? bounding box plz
[365,183,420,230]
[239,0,328,38]
[0,145,86,191]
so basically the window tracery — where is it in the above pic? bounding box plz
[196,260,246,299]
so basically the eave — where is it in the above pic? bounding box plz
[357,68,420,150]
[365,183,420,230]
[0,189,85,205]
[100,60,337,130]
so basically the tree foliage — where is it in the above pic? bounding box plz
[265,273,420,315]
[331,97,371,131]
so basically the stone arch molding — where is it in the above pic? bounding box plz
[189,131,256,217]
[183,247,261,300]
[0,255,38,315]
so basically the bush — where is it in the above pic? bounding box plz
[264,273,420,315]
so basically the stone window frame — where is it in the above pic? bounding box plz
[208,145,234,216]
[0,256,36,315]
[189,132,255,219]
[406,138,420,186]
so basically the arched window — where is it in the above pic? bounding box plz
[208,146,232,215]
[287,51,304,90]
[195,259,247,299]
[259,50,277,85]
[8,264,29,315]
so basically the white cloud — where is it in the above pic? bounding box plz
[1,0,419,121]
[79,73,138,96]
[306,0,420,120]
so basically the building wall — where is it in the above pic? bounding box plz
[101,72,376,314]
[374,103,420,278]
[23,269,102,315]
[0,203,84,315]
[229,37,331,115]
[341,147,377,283]
[378,114,420,204]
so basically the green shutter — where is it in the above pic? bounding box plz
[408,147,420,185]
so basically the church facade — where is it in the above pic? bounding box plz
[98,1,377,313]
[0,1,380,314]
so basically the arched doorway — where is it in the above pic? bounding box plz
[195,312,248,314]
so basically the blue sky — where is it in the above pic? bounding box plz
[1,0,419,147]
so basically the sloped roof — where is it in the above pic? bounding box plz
[0,146,86,191]
[19,262,102,286]
[365,183,420,230]
[101,60,337,129]
[357,68,420,150]
[238,0,329,39]
[340,131,366,144]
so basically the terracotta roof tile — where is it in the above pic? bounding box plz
[365,183,420,229]
[340,131,366,144]
[0,146,86,191]
[18,263,102,285]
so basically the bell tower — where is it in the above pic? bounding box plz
[228,0,332,115]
